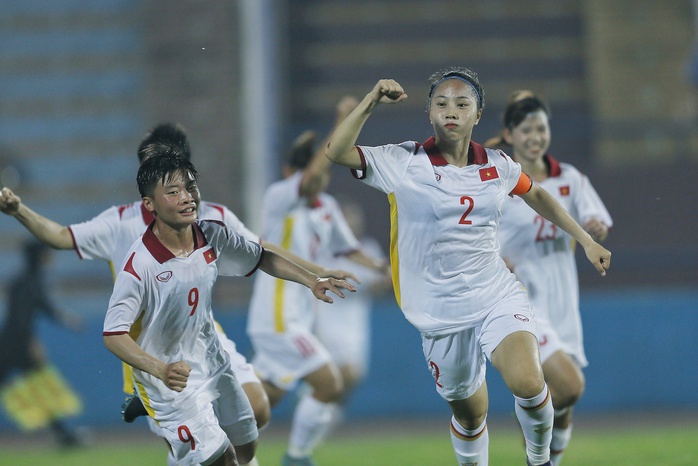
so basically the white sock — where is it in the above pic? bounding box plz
[449,416,488,465]
[514,384,553,465]
[286,395,338,458]
[550,424,572,466]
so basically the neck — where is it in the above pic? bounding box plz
[153,220,195,257]
[515,155,548,183]
[436,137,471,167]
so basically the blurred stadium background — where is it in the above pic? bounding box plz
[0,0,696,450]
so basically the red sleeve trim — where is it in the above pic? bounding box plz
[67,226,83,259]
[350,146,367,180]
[103,331,129,336]
[245,247,265,277]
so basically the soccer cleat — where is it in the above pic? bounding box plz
[121,395,148,423]
[526,459,551,466]
[281,454,317,466]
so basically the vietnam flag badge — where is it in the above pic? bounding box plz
[204,248,217,264]
[479,166,499,182]
[559,186,570,196]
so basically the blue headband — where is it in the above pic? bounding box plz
[429,76,481,108]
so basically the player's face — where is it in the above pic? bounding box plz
[429,79,481,143]
[505,110,551,163]
[144,170,200,229]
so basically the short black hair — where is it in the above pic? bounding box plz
[137,154,199,198]
[503,96,550,130]
[137,123,191,163]
[287,131,317,170]
[427,67,485,111]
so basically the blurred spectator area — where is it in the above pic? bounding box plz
[0,0,696,318]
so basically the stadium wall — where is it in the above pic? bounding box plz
[0,288,695,431]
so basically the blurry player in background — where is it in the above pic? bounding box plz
[313,200,391,424]
[103,153,354,466]
[493,93,612,465]
[0,240,85,448]
[247,97,386,466]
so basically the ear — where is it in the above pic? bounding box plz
[474,109,483,125]
[142,196,156,213]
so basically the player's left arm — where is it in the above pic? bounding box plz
[261,240,359,282]
[519,183,611,276]
[258,249,356,303]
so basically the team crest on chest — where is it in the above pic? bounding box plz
[559,186,570,196]
[156,271,173,282]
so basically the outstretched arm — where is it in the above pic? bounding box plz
[104,333,190,392]
[325,79,408,169]
[261,240,359,282]
[258,249,356,303]
[520,184,611,276]
[0,187,74,249]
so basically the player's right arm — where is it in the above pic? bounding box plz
[0,187,73,249]
[103,333,190,392]
[103,255,190,392]
[326,79,408,169]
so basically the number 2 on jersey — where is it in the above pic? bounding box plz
[188,288,199,316]
[459,196,474,225]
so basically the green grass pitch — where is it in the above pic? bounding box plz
[1,420,696,465]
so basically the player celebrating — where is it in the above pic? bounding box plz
[0,123,352,466]
[324,67,611,466]
[495,94,612,465]
[247,97,387,466]
[103,153,354,466]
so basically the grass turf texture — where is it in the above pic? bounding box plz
[0,423,697,465]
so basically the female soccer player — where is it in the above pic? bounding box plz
[103,154,354,466]
[324,67,611,466]
[495,94,612,465]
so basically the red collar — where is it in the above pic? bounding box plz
[142,221,208,263]
[422,137,488,166]
[544,154,562,177]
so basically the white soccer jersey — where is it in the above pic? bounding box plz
[247,171,361,334]
[69,200,259,274]
[352,137,525,336]
[103,220,262,422]
[498,154,612,366]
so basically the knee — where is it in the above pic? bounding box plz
[316,377,344,403]
[551,376,585,410]
[511,373,546,400]
[244,383,272,430]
